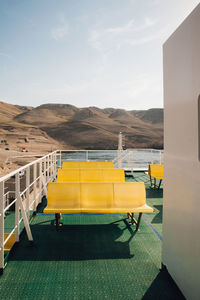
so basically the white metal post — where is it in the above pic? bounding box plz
[47,156,49,182]
[49,154,52,180]
[160,150,162,164]
[15,173,20,242]
[54,153,57,179]
[117,132,123,169]
[16,190,33,242]
[151,149,153,164]
[86,151,88,161]
[132,150,134,173]
[26,166,30,220]
[59,151,62,168]
[39,161,42,203]
[33,163,37,211]
[51,154,54,180]
[130,151,134,175]
[43,157,46,184]
[0,181,4,271]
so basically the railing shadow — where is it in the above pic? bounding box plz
[151,205,163,224]
[9,218,136,261]
[146,188,163,199]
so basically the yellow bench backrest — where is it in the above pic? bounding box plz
[80,169,103,182]
[47,182,81,209]
[149,164,164,177]
[57,168,125,182]
[57,169,80,182]
[46,182,146,210]
[62,161,114,169]
[114,182,146,208]
[81,183,113,209]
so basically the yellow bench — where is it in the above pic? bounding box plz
[62,161,114,169]
[44,182,153,231]
[148,164,163,189]
[57,168,125,182]
[4,233,15,252]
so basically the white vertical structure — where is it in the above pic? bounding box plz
[117,132,123,168]
[163,4,200,300]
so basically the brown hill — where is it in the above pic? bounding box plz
[131,108,164,124]
[0,101,163,150]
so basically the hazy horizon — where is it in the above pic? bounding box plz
[0,0,199,110]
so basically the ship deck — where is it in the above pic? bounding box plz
[0,172,184,299]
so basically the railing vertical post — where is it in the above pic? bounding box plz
[15,173,20,242]
[128,150,131,170]
[86,151,88,161]
[39,161,42,203]
[51,154,54,180]
[132,150,134,172]
[49,154,52,180]
[160,150,162,164]
[47,156,49,182]
[43,158,47,195]
[0,181,4,272]
[33,163,37,211]
[59,151,62,168]
[43,157,46,184]
[131,151,134,175]
[151,149,153,164]
[117,150,122,169]
[54,153,57,179]
[26,166,30,220]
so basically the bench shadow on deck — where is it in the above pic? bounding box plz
[9,218,136,261]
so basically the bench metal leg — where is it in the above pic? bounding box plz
[150,175,153,188]
[129,213,142,231]
[135,213,142,231]
[158,179,162,190]
[154,177,156,189]
[55,213,61,231]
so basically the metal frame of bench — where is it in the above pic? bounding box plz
[127,213,142,231]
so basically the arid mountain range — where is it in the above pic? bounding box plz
[0,101,163,150]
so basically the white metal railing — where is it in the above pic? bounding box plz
[0,151,57,271]
[0,148,163,271]
[57,149,164,171]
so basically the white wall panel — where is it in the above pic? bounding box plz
[163,4,200,300]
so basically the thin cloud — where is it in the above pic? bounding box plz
[106,19,135,35]
[51,21,69,40]
[126,28,166,46]
[89,17,158,51]
[0,52,11,59]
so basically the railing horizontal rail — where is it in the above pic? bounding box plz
[0,150,57,183]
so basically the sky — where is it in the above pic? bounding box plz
[0,0,199,110]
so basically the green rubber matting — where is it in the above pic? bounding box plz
[0,172,184,300]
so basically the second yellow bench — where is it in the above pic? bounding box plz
[57,168,125,182]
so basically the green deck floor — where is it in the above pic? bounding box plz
[0,173,184,300]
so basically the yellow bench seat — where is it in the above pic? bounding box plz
[4,233,15,252]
